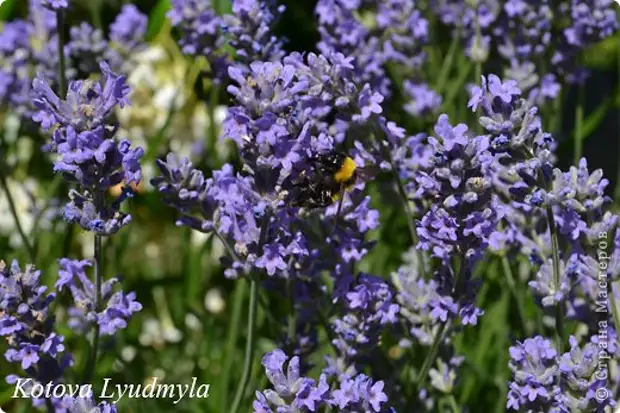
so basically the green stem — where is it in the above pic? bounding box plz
[573,86,584,165]
[214,230,242,263]
[435,32,460,94]
[418,255,468,390]
[230,278,258,413]
[229,215,270,413]
[501,256,529,335]
[371,125,420,248]
[448,394,460,413]
[287,279,296,342]
[417,322,448,390]
[88,0,103,30]
[545,206,564,355]
[82,192,104,384]
[441,62,473,112]
[0,159,36,263]
[219,280,246,411]
[56,11,67,98]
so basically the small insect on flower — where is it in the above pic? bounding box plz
[289,151,376,209]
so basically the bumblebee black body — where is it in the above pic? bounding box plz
[290,152,358,209]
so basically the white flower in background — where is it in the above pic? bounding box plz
[204,288,225,314]
[139,318,181,347]
[0,178,38,248]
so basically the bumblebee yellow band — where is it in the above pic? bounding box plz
[334,157,356,183]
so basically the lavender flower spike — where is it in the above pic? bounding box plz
[0,260,73,406]
[32,61,144,235]
[56,258,142,336]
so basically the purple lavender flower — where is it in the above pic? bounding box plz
[109,5,147,47]
[332,274,399,360]
[56,258,142,336]
[415,114,496,268]
[316,0,429,98]
[224,52,385,183]
[0,0,65,116]
[316,0,389,96]
[41,0,69,10]
[377,0,429,70]
[529,256,576,307]
[403,82,442,116]
[255,349,330,411]
[392,251,445,346]
[547,158,617,245]
[61,395,118,413]
[0,21,34,112]
[508,333,617,411]
[32,62,143,235]
[224,0,286,68]
[168,0,229,82]
[331,374,389,412]
[255,349,392,412]
[66,22,107,75]
[106,4,148,73]
[432,0,500,61]
[553,1,619,85]
[152,154,309,279]
[507,336,562,411]
[0,260,73,387]
[560,335,614,410]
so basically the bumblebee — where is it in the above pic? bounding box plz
[290,152,373,209]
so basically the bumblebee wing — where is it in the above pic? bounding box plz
[354,165,380,183]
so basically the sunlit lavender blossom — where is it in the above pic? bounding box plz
[331,373,389,412]
[152,154,307,279]
[254,349,329,412]
[224,0,286,69]
[32,62,144,235]
[546,158,617,246]
[316,0,389,96]
[255,349,391,412]
[56,259,142,336]
[106,4,148,73]
[553,0,619,83]
[529,256,576,307]
[392,257,443,346]
[224,52,384,186]
[560,335,614,411]
[468,74,555,243]
[331,274,399,360]
[0,260,72,402]
[507,336,562,411]
[415,114,496,269]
